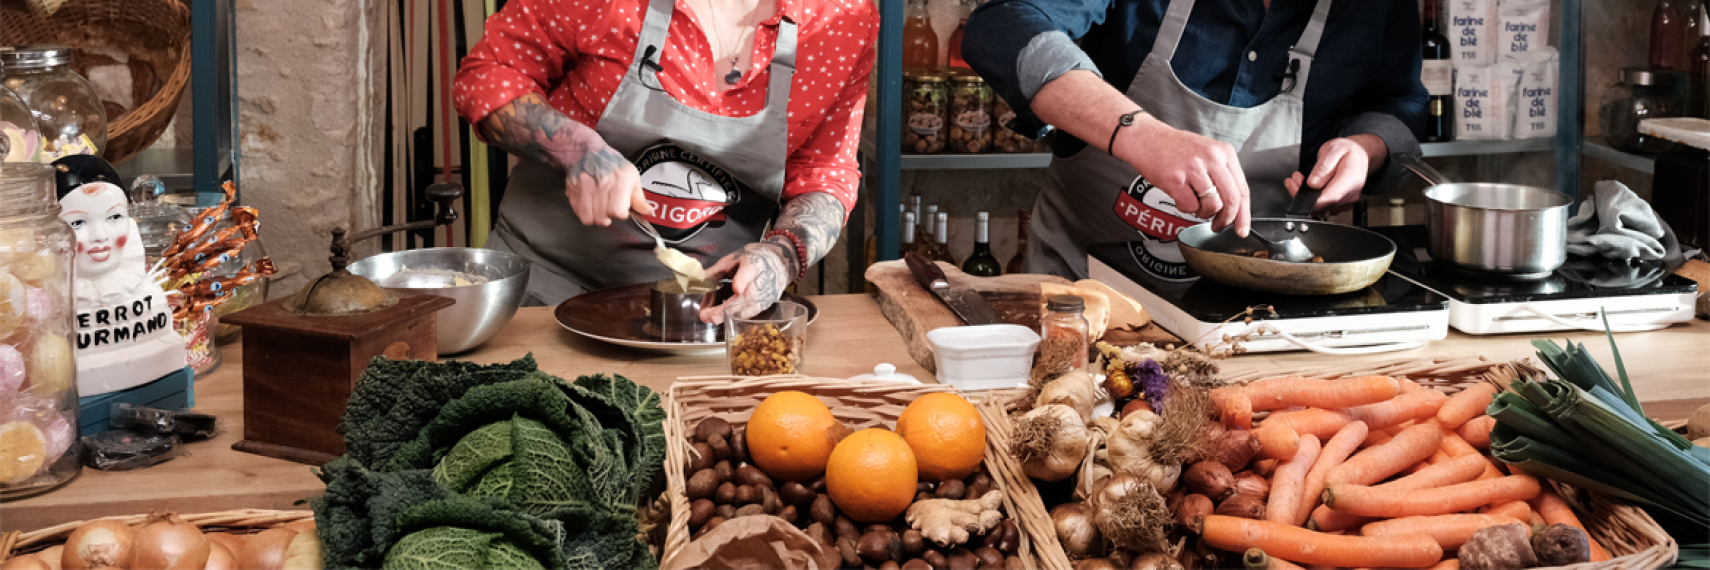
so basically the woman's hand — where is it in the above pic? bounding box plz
[1117,114,1252,235]
[699,237,800,324]
[1284,134,1388,214]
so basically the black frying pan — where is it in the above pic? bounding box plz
[1178,218,1398,296]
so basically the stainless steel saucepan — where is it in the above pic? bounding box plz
[1393,153,1571,278]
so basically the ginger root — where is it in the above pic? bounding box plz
[905,490,1005,547]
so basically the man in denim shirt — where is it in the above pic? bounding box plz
[965,0,1426,279]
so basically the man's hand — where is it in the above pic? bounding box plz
[699,237,799,325]
[1284,134,1388,214]
[480,92,654,226]
[563,151,648,227]
[1117,114,1252,235]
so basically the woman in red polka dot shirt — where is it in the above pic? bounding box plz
[455,0,876,319]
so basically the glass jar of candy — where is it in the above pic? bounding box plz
[0,162,82,498]
[0,45,108,161]
[1,84,44,162]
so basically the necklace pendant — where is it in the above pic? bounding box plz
[724,69,742,85]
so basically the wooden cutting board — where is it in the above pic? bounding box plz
[866,260,1181,374]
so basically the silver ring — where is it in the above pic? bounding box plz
[1196,185,1217,198]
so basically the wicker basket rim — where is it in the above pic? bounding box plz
[2,508,313,560]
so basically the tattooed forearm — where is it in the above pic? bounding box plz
[774,192,846,265]
[480,92,624,180]
[746,238,794,302]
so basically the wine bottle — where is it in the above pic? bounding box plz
[963,211,1002,276]
[1006,209,1030,274]
[947,0,972,69]
[1422,0,1454,142]
[931,212,956,264]
[919,204,939,256]
[901,211,918,256]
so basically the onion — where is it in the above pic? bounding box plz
[280,530,323,570]
[1131,552,1183,570]
[1012,404,1091,482]
[1051,503,1104,558]
[203,534,246,557]
[1075,559,1120,570]
[281,520,316,533]
[35,547,62,570]
[133,513,209,570]
[1,556,50,570]
[204,542,236,570]
[62,520,135,570]
[236,529,297,570]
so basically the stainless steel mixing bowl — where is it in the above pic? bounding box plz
[348,247,530,354]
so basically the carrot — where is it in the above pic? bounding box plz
[1242,548,1308,570]
[1361,514,1526,549]
[1323,474,1541,518]
[1225,393,1257,429]
[1457,416,1495,449]
[1198,515,1444,568]
[1385,454,1492,490]
[1345,388,1449,430]
[1264,408,1356,441]
[1530,485,1612,561]
[1426,449,1451,464]
[1483,500,1532,522]
[1267,435,1322,526]
[1242,375,1401,411]
[1298,422,1369,527]
[1362,429,1395,448]
[1436,383,1499,429]
[1426,559,1460,570]
[1329,423,1444,485]
[1255,458,1280,478]
[1437,426,1480,459]
[1256,423,1302,460]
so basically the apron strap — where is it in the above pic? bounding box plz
[631,0,676,89]
[1148,0,1197,64]
[1285,0,1335,96]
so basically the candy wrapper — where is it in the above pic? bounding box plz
[81,429,182,471]
[155,181,275,351]
[108,403,218,440]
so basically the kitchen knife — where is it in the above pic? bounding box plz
[904,252,1005,326]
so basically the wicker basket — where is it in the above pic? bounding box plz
[1,0,193,164]
[1,509,313,563]
[1223,356,1680,570]
[662,375,1075,570]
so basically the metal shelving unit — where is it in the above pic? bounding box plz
[859,0,1587,282]
[1582,139,1658,174]
[111,0,238,206]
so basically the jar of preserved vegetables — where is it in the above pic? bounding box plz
[949,74,993,153]
[991,95,1039,153]
[0,45,107,161]
[903,73,948,154]
[0,162,82,498]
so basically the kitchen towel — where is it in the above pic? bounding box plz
[1566,180,1685,266]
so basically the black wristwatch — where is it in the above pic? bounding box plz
[1108,109,1142,156]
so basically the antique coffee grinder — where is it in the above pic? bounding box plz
[223,183,462,464]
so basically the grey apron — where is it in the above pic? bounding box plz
[489,0,797,306]
[1029,0,1333,280]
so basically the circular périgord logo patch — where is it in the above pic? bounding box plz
[632,142,751,244]
[1111,175,1205,282]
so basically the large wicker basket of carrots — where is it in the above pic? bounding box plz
[661,375,1074,570]
[0,509,316,568]
[1218,356,1677,570]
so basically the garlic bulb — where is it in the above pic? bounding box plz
[1012,404,1091,482]
[1105,409,1181,493]
[1037,369,1098,422]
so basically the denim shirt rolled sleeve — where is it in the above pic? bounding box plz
[964,0,1113,138]
[962,0,1427,189]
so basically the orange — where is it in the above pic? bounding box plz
[745,391,841,482]
[895,392,987,481]
[825,428,918,523]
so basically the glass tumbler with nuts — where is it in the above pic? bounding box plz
[726,301,809,376]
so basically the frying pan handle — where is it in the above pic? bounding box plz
[1234,322,1428,355]
[1513,304,1670,332]
[1391,152,1451,186]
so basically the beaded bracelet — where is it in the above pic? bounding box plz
[764,229,809,284]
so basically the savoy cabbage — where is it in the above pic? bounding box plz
[310,355,666,570]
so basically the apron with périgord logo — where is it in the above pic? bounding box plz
[487,0,797,306]
[1027,0,1332,280]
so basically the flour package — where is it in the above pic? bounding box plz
[1511,49,1559,139]
[1498,0,1550,62]
[1449,0,1499,67]
[1455,64,1519,140]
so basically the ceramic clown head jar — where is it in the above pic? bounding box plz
[53,155,185,396]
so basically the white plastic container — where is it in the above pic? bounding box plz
[925,324,1040,392]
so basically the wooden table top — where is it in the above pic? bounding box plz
[2,294,1703,531]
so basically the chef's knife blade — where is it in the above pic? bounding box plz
[904,252,1005,326]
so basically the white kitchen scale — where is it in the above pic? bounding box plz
[1374,226,1698,335]
[1088,242,1451,355]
